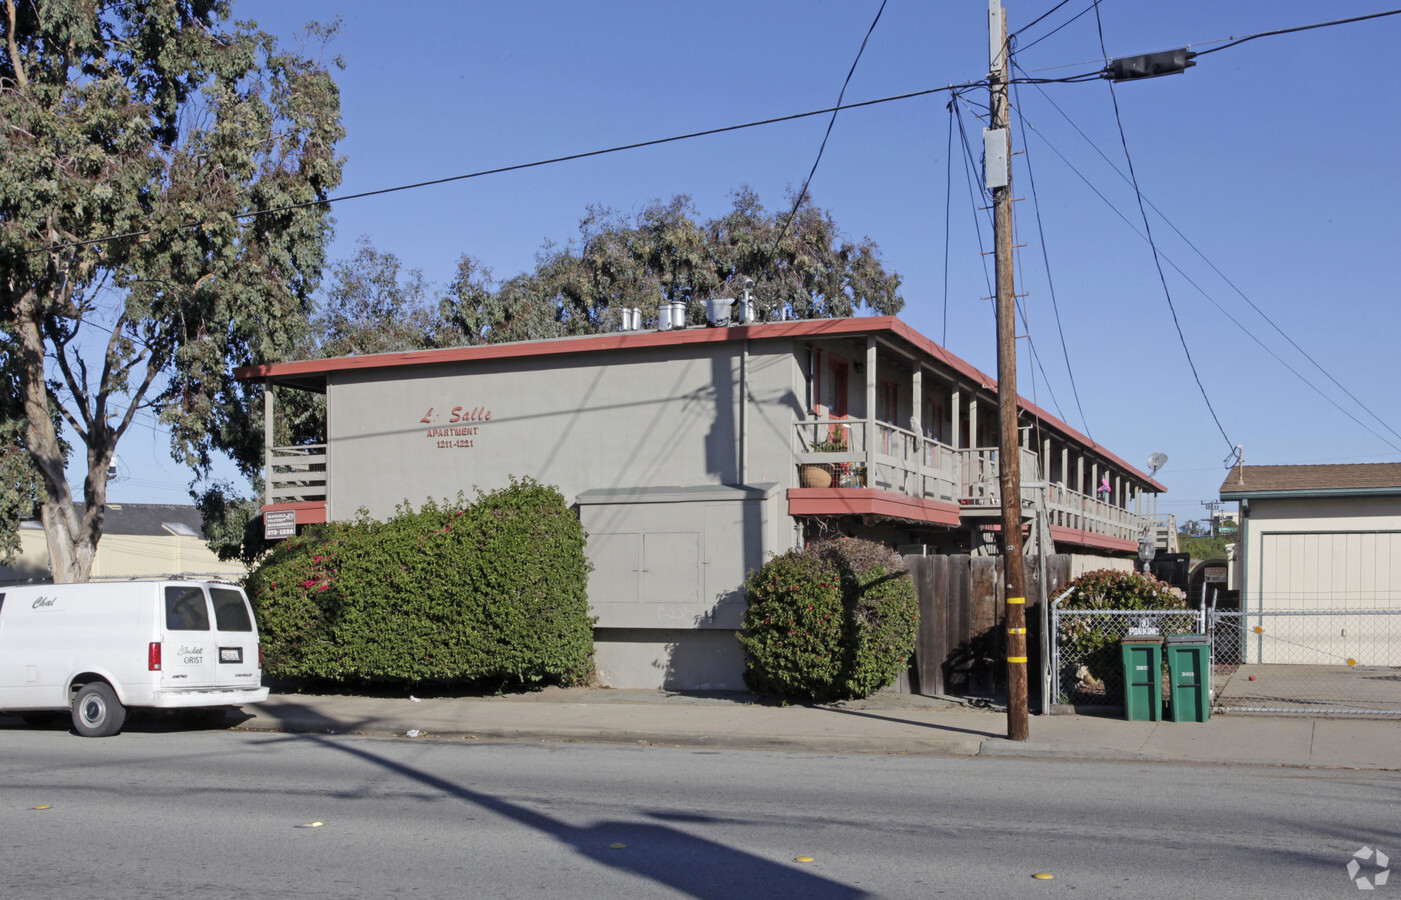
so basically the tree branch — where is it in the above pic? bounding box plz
[5,0,26,89]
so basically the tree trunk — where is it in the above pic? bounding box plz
[16,290,105,583]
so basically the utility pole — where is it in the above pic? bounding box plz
[988,0,1028,742]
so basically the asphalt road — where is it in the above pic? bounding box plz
[2,721,1397,898]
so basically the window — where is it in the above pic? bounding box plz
[925,399,946,443]
[210,588,253,632]
[165,586,210,631]
[878,379,898,425]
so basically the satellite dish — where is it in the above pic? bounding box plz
[1147,452,1168,476]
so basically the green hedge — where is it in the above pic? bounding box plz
[738,538,917,702]
[245,478,595,688]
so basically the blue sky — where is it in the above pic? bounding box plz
[103,1,1401,527]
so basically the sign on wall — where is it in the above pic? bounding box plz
[264,509,296,540]
[420,405,493,450]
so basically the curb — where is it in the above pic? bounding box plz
[234,719,986,757]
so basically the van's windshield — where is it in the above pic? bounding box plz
[210,588,253,632]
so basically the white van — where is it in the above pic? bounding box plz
[0,580,269,737]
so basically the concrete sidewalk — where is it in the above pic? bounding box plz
[230,687,1401,770]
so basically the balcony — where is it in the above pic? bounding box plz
[792,419,1148,547]
[264,444,327,511]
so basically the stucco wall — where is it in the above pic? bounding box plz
[323,338,801,521]
[317,337,810,690]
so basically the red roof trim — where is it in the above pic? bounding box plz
[235,315,1162,487]
[787,487,962,527]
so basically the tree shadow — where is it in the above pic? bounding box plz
[298,732,869,899]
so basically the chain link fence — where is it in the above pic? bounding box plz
[1050,608,1204,709]
[1209,609,1401,716]
[1049,605,1401,716]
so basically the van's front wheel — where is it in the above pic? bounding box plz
[72,683,126,737]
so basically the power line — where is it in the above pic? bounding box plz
[32,5,1401,261]
[1010,101,1401,456]
[1010,0,1075,42]
[1014,1,1099,55]
[765,0,888,267]
[1092,0,1235,454]
[1193,8,1401,56]
[941,98,954,346]
[950,94,995,306]
[1009,68,1093,444]
[1013,66,1401,451]
[38,81,974,259]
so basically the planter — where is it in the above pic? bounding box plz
[799,464,834,489]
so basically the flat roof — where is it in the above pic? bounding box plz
[235,316,1165,489]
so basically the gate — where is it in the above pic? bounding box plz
[1047,604,1401,716]
[1209,608,1401,717]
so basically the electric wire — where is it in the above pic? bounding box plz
[38,84,978,258]
[35,5,1401,262]
[1009,56,1094,444]
[764,0,887,274]
[1011,101,1401,456]
[1013,63,1401,452]
[1092,0,1235,455]
[1193,8,1401,56]
[951,95,995,306]
[1009,0,1075,42]
[941,97,955,345]
[1014,1,1099,56]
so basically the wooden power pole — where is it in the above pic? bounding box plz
[988,0,1029,741]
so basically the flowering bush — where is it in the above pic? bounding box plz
[1058,569,1190,685]
[738,538,917,702]
[245,478,595,688]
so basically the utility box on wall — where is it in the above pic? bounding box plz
[576,483,780,630]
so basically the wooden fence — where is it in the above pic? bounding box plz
[903,553,1072,703]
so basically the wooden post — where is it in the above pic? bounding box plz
[990,0,1028,741]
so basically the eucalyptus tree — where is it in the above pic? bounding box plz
[441,188,903,343]
[0,1,344,581]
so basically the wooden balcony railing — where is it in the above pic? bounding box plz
[266,444,327,505]
[793,421,1149,542]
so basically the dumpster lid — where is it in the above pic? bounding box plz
[1164,633,1209,644]
[1119,637,1163,645]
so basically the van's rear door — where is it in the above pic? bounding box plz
[207,585,261,689]
[161,585,220,690]
[160,585,261,694]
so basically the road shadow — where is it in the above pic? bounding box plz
[0,707,258,736]
[301,732,869,899]
[818,705,1002,740]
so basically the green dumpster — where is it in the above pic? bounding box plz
[1165,634,1211,722]
[1120,638,1163,721]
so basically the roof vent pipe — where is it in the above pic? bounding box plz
[705,297,735,327]
[670,299,687,329]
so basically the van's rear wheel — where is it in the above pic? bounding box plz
[72,683,126,737]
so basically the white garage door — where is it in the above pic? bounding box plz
[1255,531,1401,665]
[1259,531,1401,609]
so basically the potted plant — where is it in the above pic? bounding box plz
[801,435,849,489]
